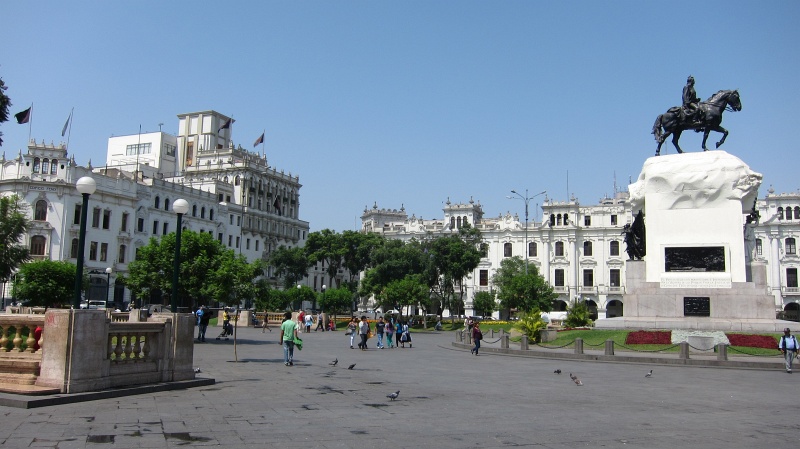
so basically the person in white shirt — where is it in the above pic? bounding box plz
[779,328,799,373]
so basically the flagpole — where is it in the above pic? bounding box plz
[135,124,141,182]
[261,129,266,158]
[27,103,32,143]
[65,108,74,152]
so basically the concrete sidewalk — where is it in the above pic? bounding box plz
[0,326,797,448]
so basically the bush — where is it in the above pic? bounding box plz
[564,300,593,328]
[513,309,548,342]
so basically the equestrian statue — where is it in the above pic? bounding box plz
[652,76,742,156]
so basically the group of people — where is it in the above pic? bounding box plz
[296,310,334,333]
[346,316,412,350]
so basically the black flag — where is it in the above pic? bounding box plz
[15,107,31,124]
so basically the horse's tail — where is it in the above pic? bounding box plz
[652,114,664,142]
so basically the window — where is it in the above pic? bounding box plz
[154,196,160,209]
[246,238,251,250]
[237,216,241,226]
[583,241,593,256]
[503,242,512,257]
[100,243,108,262]
[92,207,101,228]
[555,241,564,257]
[564,214,569,225]
[41,158,49,174]
[255,240,259,251]
[756,238,762,256]
[550,214,555,226]
[126,143,152,155]
[74,204,81,225]
[201,207,206,219]
[584,216,591,226]
[529,242,537,257]
[610,269,621,287]
[50,159,58,174]
[70,238,79,258]
[557,214,562,226]
[611,215,618,226]
[34,200,47,221]
[554,269,565,286]
[163,222,169,235]
[164,142,176,157]
[480,269,489,286]
[33,158,40,173]
[610,241,620,256]
[788,268,798,288]
[795,207,800,220]
[153,221,159,235]
[89,242,98,261]
[102,210,111,229]
[192,205,197,217]
[137,218,144,232]
[121,213,129,232]
[230,214,234,225]
[119,244,126,263]
[583,269,594,287]
[30,235,46,256]
[210,209,214,220]
[236,237,240,248]
[164,198,170,211]
[787,238,797,255]
[778,207,784,220]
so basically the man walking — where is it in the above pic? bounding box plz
[779,327,798,373]
[358,316,370,350]
[281,311,299,366]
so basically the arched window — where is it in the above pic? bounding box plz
[164,198,170,211]
[555,241,564,257]
[778,207,784,220]
[550,214,555,226]
[201,207,206,219]
[154,196,160,209]
[450,217,456,229]
[503,242,512,257]
[456,216,462,228]
[119,244,127,264]
[786,238,797,255]
[583,241,593,256]
[209,209,214,220]
[41,158,50,174]
[192,205,197,217]
[564,214,569,225]
[528,242,537,257]
[235,176,240,186]
[610,241,620,256]
[557,214,562,226]
[50,159,58,174]
[71,238,79,258]
[795,207,800,220]
[34,200,47,221]
[30,235,46,256]
[33,158,41,173]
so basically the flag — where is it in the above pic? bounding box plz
[15,107,31,124]
[218,117,234,133]
[253,132,264,148]
[273,197,282,216]
[61,111,72,136]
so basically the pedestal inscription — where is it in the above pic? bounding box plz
[684,297,710,317]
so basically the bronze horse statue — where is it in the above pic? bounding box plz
[652,89,742,156]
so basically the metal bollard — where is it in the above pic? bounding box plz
[679,341,690,359]
[574,337,584,354]
[501,335,509,349]
[604,339,615,356]
[520,335,529,351]
[716,343,728,361]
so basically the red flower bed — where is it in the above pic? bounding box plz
[725,333,778,349]
[625,330,672,345]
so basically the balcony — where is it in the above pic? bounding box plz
[783,287,800,295]
[607,286,625,295]
[552,286,568,294]
[579,286,597,294]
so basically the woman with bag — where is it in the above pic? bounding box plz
[385,318,395,348]
[471,322,482,355]
[346,317,358,349]
[400,321,412,348]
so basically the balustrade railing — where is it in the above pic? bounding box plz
[0,315,45,354]
[107,322,166,362]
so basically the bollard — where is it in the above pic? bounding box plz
[490,329,495,338]
[679,341,690,359]
[456,330,463,343]
[574,337,584,354]
[501,335,509,349]
[716,343,728,361]
[604,339,615,356]
[520,335,529,351]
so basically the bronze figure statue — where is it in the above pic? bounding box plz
[652,77,742,155]
[622,210,646,260]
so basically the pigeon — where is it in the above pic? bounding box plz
[569,373,577,381]
[573,377,583,386]
[387,391,400,401]
[554,369,562,374]
[329,358,338,366]
[194,367,201,373]
[348,363,356,370]
[645,369,653,378]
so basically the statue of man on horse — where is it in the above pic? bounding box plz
[652,76,742,156]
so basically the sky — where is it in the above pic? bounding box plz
[2,1,799,232]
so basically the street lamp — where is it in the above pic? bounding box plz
[508,189,547,275]
[171,199,190,313]
[105,267,113,307]
[296,284,302,311]
[321,284,326,315]
[73,176,96,308]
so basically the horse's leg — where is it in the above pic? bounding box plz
[715,125,729,148]
[672,130,683,154]
[656,131,670,156]
[702,129,710,151]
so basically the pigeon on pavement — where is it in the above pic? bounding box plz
[387,391,400,401]
[569,373,577,381]
[329,358,338,366]
[194,367,201,373]
[645,369,653,378]
[554,369,561,374]
[348,363,356,370]
[573,377,583,386]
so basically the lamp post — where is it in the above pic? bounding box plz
[321,284,326,315]
[171,199,190,313]
[105,267,113,307]
[73,176,96,308]
[508,189,546,275]
[296,284,302,311]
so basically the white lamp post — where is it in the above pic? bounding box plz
[171,199,190,312]
[73,177,96,308]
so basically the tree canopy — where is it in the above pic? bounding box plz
[0,195,30,282]
[269,245,309,289]
[491,256,557,314]
[13,260,77,307]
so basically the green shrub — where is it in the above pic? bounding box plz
[513,309,548,342]
[564,300,593,328]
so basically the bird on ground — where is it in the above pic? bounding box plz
[329,358,338,366]
[194,367,201,373]
[348,363,356,370]
[569,373,577,381]
[573,377,583,386]
[554,369,562,374]
[645,369,653,378]
[387,391,400,401]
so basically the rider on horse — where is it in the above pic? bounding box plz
[682,75,703,128]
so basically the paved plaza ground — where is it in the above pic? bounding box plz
[1,325,799,448]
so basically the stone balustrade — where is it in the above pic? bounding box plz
[0,314,44,354]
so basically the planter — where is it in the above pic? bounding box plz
[540,329,558,342]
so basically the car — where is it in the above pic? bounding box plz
[87,300,107,310]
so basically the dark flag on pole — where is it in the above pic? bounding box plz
[15,107,31,124]
[218,118,234,133]
[62,111,72,136]
[273,196,282,216]
[253,132,264,148]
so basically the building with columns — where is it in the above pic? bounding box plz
[362,190,800,321]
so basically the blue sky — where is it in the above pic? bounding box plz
[3,1,798,232]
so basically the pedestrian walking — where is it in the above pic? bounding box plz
[400,321,412,348]
[779,327,798,373]
[305,314,313,333]
[261,311,272,333]
[281,311,299,366]
[471,322,483,355]
[385,318,395,348]
[358,316,370,350]
[346,317,358,348]
[376,317,386,349]
[315,312,325,332]
[395,318,403,348]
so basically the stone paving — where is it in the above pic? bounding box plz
[0,326,798,448]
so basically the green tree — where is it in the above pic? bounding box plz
[377,275,429,318]
[0,195,30,282]
[253,286,293,313]
[360,239,427,299]
[0,77,11,146]
[425,225,485,320]
[341,230,384,287]
[13,260,77,307]
[564,299,593,328]
[318,286,352,324]
[305,229,345,287]
[513,309,548,342]
[492,256,556,314]
[269,246,309,289]
[472,290,496,317]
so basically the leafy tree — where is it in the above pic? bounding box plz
[253,285,293,313]
[377,275,429,318]
[0,77,10,147]
[318,286,352,324]
[13,260,77,307]
[513,309,548,342]
[564,299,593,328]
[472,290,496,317]
[0,195,30,281]
[360,239,427,297]
[492,256,556,314]
[269,246,309,289]
[305,229,345,289]
[425,225,485,320]
[341,230,384,287]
